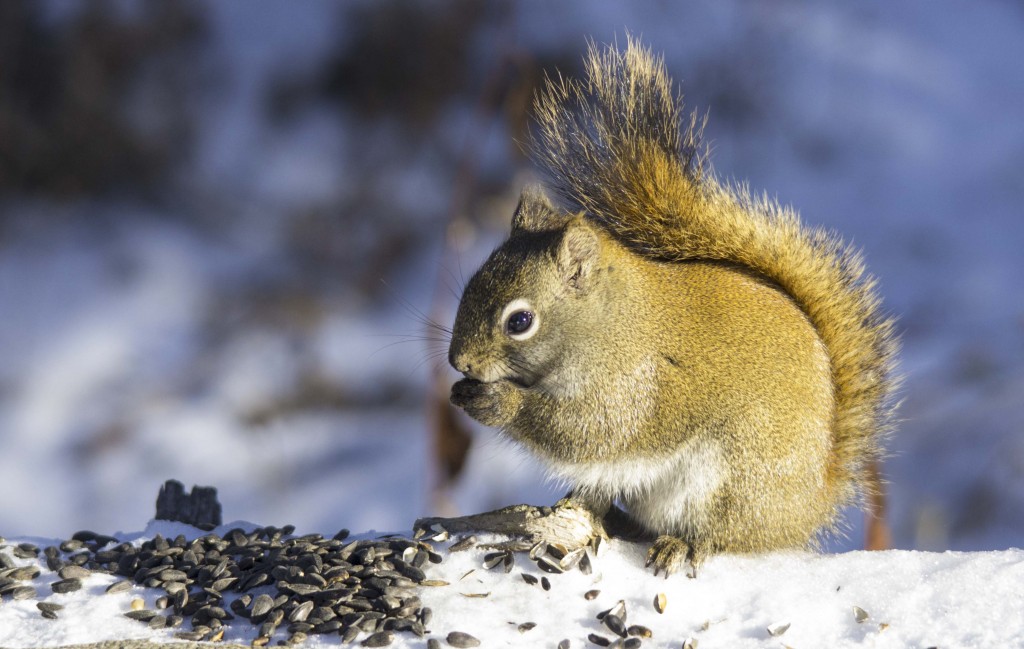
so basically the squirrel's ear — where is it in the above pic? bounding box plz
[512,185,568,232]
[557,217,600,292]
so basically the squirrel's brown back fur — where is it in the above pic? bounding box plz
[530,38,900,521]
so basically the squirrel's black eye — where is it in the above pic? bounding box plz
[506,310,534,335]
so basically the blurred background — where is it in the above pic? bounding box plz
[1,0,1022,552]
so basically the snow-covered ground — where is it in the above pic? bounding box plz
[1,520,1022,648]
[1,0,1022,572]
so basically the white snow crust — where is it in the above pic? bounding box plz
[1,521,1022,648]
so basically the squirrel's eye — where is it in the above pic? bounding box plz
[506,310,534,335]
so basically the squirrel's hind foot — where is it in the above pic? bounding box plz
[646,534,707,579]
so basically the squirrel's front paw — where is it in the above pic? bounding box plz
[645,535,707,578]
[451,378,517,427]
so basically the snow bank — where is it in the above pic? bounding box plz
[1,521,1021,648]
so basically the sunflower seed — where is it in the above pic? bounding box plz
[11,585,36,600]
[339,626,359,643]
[541,576,551,591]
[588,633,611,647]
[427,639,442,649]
[558,641,570,649]
[251,593,275,618]
[537,554,565,573]
[38,601,64,613]
[51,578,82,594]
[14,543,39,558]
[125,609,159,621]
[604,614,627,638]
[316,619,344,633]
[105,580,132,594]
[57,565,90,580]
[627,625,652,638]
[518,622,536,633]
[446,631,481,648]
[289,600,314,622]
[623,639,642,649]
[60,539,85,552]
[585,589,600,600]
[10,566,40,581]
[682,638,698,649]
[362,631,394,647]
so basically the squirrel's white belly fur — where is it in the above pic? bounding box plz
[546,438,727,535]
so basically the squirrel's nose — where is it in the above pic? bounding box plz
[449,348,469,374]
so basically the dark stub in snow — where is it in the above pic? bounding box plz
[154,479,222,529]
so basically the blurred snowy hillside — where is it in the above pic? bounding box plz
[0,0,1022,552]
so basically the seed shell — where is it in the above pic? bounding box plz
[449,536,477,552]
[767,622,791,637]
[653,592,667,614]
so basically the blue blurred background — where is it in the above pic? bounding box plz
[1,0,1022,552]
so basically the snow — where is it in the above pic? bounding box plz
[1,520,1022,648]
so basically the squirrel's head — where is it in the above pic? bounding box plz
[449,186,611,392]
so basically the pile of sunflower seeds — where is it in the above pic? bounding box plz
[0,526,442,646]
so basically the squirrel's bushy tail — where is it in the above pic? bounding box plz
[530,37,900,511]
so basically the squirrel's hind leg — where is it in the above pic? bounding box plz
[646,534,707,579]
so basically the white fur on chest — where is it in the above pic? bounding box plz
[546,438,727,536]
